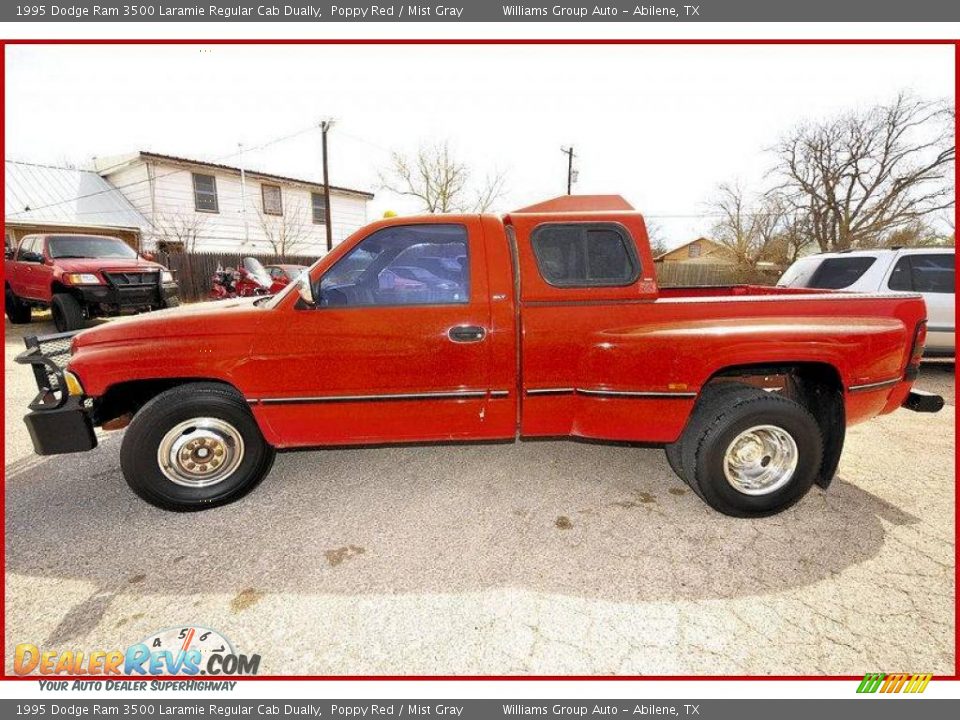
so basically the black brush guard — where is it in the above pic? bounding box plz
[15,331,97,455]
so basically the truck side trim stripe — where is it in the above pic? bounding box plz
[847,377,902,393]
[525,387,696,399]
[577,388,698,398]
[248,390,509,405]
[525,388,576,396]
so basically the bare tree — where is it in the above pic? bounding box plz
[645,219,670,258]
[775,93,955,252]
[709,182,787,268]
[257,202,311,257]
[153,211,207,253]
[380,141,507,213]
[857,219,954,249]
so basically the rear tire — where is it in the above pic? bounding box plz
[681,387,823,517]
[4,286,32,324]
[120,382,276,511]
[663,442,685,481]
[665,382,762,492]
[51,292,85,332]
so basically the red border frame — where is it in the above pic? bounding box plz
[0,36,957,683]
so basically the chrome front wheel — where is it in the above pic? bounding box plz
[157,417,245,488]
[722,424,798,496]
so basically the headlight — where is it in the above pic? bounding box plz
[160,270,174,283]
[64,273,102,285]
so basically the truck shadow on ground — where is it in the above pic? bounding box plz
[5,432,917,645]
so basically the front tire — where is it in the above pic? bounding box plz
[5,286,32,324]
[120,383,275,511]
[51,292,85,332]
[681,387,823,517]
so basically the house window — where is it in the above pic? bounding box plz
[311,192,328,225]
[688,241,701,259]
[192,173,219,213]
[262,184,283,216]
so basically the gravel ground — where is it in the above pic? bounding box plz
[4,314,955,675]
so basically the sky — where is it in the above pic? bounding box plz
[4,44,954,248]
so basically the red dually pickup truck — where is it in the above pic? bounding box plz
[16,196,943,516]
[5,233,180,332]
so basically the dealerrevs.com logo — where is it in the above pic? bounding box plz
[14,626,261,676]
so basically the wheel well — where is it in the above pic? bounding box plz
[93,378,243,427]
[703,362,845,489]
[51,281,73,297]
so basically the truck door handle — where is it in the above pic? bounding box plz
[448,325,486,343]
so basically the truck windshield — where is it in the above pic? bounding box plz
[47,236,139,260]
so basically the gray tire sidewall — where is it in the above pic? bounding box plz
[120,386,272,511]
[693,399,822,517]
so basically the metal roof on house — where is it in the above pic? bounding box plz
[5,160,150,232]
[135,151,375,199]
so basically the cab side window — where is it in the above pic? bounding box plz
[531,223,639,287]
[318,224,470,308]
[888,254,955,294]
[18,237,41,261]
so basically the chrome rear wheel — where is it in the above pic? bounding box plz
[722,424,798,496]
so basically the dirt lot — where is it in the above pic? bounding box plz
[4,314,955,675]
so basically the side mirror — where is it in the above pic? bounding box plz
[297,276,316,307]
[142,251,156,261]
[4,247,13,260]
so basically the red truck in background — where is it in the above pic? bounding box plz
[5,233,180,332]
[16,196,942,517]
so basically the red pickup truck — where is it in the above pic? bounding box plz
[5,233,180,332]
[17,196,942,517]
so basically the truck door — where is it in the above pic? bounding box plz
[888,252,955,354]
[12,236,44,299]
[245,217,514,446]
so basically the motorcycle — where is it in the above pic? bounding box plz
[209,257,281,300]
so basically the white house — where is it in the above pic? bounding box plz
[93,151,373,256]
[5,160,153,253]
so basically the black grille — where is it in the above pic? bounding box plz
[21,332,77,393]
[103,271,160,286]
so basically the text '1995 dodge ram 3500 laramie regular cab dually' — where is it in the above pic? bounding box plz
[17,196,944,517]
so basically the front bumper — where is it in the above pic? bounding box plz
[75,279,180,313]
[16,332,98,455]
[902,390,945,413]
[23,395,97,455]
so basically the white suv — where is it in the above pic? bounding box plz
[778,247,955,357]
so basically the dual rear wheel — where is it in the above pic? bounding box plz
[664,383,824,517]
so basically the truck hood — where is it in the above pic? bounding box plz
[72,297,265,349]
[55,258,166,273]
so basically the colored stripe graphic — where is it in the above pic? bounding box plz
[857,673,931,693]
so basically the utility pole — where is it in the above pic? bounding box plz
[238,142,250,249]
[320,120,335,252]
[561,146,577,195]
